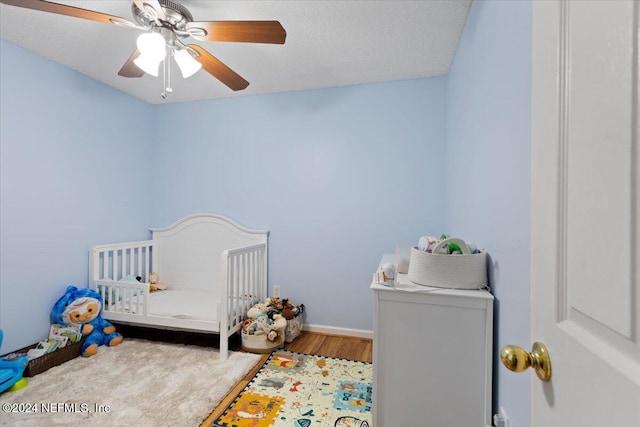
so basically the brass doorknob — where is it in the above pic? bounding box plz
[500,341,552,382]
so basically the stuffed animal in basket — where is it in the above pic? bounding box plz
[242,300,288,344]
[51,285,123,357]
[266,314,287,342]
[266,297,300,320]
[242,303,271,335]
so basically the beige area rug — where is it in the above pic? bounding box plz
[0,338,261,427]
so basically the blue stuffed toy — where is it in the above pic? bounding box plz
[51,285,123,357]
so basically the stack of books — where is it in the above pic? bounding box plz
[23,324,83,360]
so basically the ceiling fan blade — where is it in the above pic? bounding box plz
[118,49,145,78]
[0,0,137,28]
[188,44,249,91]
[133,0,166,21]
[186,21,286,44]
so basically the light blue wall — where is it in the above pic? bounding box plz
[445,1,531,425]
[151,79,447,331]
[0,40,445,349]
[0,40,154,352]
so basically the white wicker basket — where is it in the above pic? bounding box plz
[241,331,284,353]
[407,239,487,289]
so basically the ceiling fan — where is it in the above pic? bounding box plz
[0,0,286,97]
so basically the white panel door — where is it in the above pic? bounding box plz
[531,0,640,425]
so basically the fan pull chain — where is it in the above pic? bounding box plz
[161,47,172,100]
[166,51,173,94]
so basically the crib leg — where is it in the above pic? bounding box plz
[219,334,228,360]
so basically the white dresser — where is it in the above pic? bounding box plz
[371,254,494,427]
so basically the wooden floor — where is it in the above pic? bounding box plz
[113,324,372,427]
[201,331,372,427]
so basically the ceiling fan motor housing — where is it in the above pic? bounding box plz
[132,0,193,36]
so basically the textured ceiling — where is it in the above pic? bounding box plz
[0,1,471,104]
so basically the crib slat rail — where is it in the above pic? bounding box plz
[89,240,154,318]
[220,243,267,359]
[95,279,148,316]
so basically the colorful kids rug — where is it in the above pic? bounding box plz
[214,350,372,427]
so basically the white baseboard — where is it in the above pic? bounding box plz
[302,324,373,339]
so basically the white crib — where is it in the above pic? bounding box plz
[89,213,268,360]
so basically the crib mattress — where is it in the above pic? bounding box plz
[148,290,218,322]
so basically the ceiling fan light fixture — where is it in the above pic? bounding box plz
[133,53,163,77]
[173,48,202,78]
[136,32,166,59]
[134,32,167,76]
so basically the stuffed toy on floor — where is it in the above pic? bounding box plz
[51,285,123,357]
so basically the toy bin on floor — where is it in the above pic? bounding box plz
[241,332,284,353]
[285,304,305,343]
[16,339,85,377]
